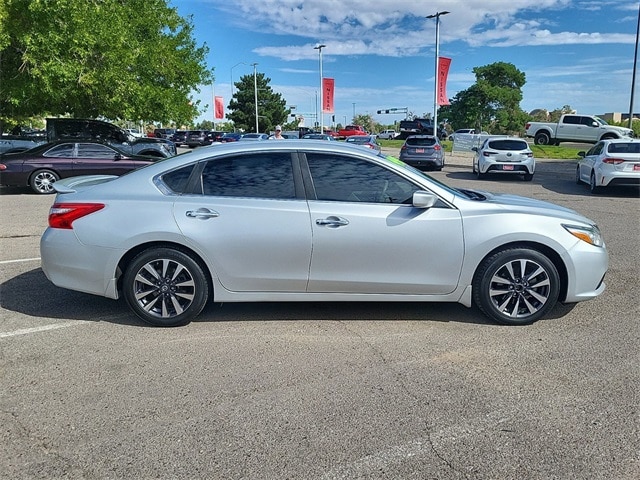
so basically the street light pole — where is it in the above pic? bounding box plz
[252,62,259,133]
[427,11,449,138]
[314,44,326,132]
[230,61,246,98]
[628,3,640,129]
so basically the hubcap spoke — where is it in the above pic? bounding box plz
[489,258,551,319]
[132,258,196,319]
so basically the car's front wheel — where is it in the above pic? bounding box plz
[473,247,560,325]
[123,247,209,327]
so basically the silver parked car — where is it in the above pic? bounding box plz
[576,139,640,193]
[472,137,535,181]
[40,141,608,327]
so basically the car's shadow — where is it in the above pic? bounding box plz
[0,268,576,328]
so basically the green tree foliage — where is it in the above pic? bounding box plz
[0,0,213,129]
[439,62,528,134]
[228,72,289,133]
[352,113,377,133]
[549,105,575,122]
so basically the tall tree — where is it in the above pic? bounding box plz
[439,62,528,134]
[228,72,289,133]
[0,0,213,129]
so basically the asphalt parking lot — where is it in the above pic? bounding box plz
[1,151,639,479]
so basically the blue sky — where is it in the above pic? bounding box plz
[170,0,640,129]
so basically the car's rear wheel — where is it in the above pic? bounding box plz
[590,172,602,194]
[534,132,551,145]
[473,247,560,325]
[575,166,582,185]
[29,169,59,194]
[123,247,209,327]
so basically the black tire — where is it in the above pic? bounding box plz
[590,172,602,194]
[29,169,59,194]
[575,166,582,185]
[123,247,209,327]
[473,248,560,325]
[523,173,533,182]
[534,132,551,145]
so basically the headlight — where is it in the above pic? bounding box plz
[563,224,604,247]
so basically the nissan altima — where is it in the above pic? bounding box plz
[40,141,608,327]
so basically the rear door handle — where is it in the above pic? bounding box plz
[186,208,219,219]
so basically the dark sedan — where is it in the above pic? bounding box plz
[185,130,213,148]
[0,141,157,194]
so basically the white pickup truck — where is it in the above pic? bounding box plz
[525,114,633,145]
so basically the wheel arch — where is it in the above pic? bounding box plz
[599,133,619,141]
[116,241,214,298]
[472,241,569,302]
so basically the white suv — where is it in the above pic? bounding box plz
[472,137,535,181]
[378,129,398,140]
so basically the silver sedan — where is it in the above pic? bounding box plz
[40,141,608,327]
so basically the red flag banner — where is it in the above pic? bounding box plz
[214,96,224,119]
[437,57,451,106]
[322,78,335,113]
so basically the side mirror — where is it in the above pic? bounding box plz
[114,153,122,161]
[591,121,598,128]
[471,147,478,152]
[577,151,586,158]
[412,190,438,209]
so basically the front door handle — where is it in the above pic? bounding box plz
[186,208,220,219]
[316,216,349,227]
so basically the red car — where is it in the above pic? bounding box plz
[338,125,367,138]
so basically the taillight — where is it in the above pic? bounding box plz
[525,123,531,130]
[434,145,442,151]
[48,203,105,229]
[602,157,625,165]
[0,164,6,171]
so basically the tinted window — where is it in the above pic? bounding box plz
[562,116,580,125]
[406,137,436,147]
[202,152,295,199]
[44,143,75,158]
[607,142,640,154]
[161,164,196,193]
[587,143,604,156]
[77,143,118,158]
[306,153,419,204]
[487,140,528,151]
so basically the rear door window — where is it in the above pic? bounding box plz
[201,152,296,199]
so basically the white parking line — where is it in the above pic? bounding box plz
[0,321,91,338]
[0,257,41,264]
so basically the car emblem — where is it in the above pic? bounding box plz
[506,152,512,157]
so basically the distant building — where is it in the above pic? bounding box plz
[599,112,640,123]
